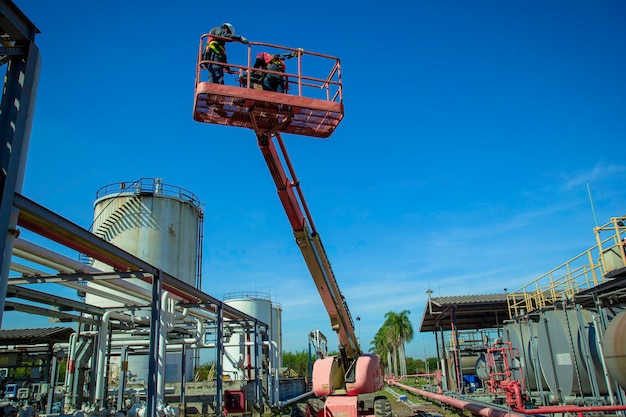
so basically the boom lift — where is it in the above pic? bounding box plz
[193,37,388,417]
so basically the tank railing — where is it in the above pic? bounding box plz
[506,217,626,317]
[594,216,626,275]
[95,178,203,213]
[223,291,272,302]
[508,256,605,317]
[197,35,342,104]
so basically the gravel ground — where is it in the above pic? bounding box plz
[385,388,445,417]
[389,398,416,417]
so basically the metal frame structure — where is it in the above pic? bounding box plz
[10,191,270,414]
[0,0,41,328]
[0,4,275,415]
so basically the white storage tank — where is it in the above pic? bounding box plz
[86,178,204,383]
[223,292,282,381]
[89,178,202,292]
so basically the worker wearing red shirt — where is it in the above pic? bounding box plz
[253,51,297,93]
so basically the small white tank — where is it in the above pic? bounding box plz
[223,292,282,381]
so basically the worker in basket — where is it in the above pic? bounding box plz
[241,51,298,92]
[203,22,248,84]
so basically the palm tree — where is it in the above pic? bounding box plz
[382,310,414,378]
[369,327,392,376]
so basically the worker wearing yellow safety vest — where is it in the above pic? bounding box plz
[203,23,248,84]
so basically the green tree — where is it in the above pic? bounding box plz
[380,310,414,378]
[193,361,216,381]
[369,327,392,376]
[282,350,314,378]
[405,357,422,374]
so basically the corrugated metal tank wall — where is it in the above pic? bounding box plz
[536,308,608,397]
[503,321,548,391]
[602,309,626,392]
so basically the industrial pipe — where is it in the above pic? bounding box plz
[94,310,134,407]
[264,341,280,407]
[389,381,530,417]
[391,381,626,416]
[12,238,214,322]
[278,390,315,408]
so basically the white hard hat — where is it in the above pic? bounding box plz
[222,23,235,34]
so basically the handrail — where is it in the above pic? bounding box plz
[196,35,342,104]
[95,178,203,213]
[507,215,626,317]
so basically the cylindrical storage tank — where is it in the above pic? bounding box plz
[445,354,478,391]
[86,179,203,384]
[223,292,279,381]
[602,310,626,391]
[89,178,202,296]
[536,309,607,397]
[503,321,547,391]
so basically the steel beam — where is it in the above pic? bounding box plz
[0,4,41,326]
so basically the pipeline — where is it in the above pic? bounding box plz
[391,380,626,416]
[278,390,315,408]
[389,381,530,417]
[12,238,212,322]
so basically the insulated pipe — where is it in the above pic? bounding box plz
[278,390,314,408]
[157,291,173,405]
[264,341,280,407]
[13,238,96,273]
[60,338,215,350]
[12,247,75,273]
[12,238,151,305]
[94,311,134,407]
[47,352,60,414]
[63,332,78,407]
[13,238,213,322]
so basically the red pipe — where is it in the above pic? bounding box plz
[519,405,626,415]
[390,381,529,417]
[391,381,626,416]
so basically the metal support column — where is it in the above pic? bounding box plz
[254,321,261,410]
[0,2,41,326]
[148,270,163,415]
[216,304,224,416]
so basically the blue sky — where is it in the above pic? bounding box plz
[5,1,626,359]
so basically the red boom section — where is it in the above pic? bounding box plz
[258,133,360,360]
[193,37,343,138]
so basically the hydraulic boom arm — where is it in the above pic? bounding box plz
[257,133,360,359]
[257,132,383,397]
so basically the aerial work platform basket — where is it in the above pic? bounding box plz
[193,36,343,138]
